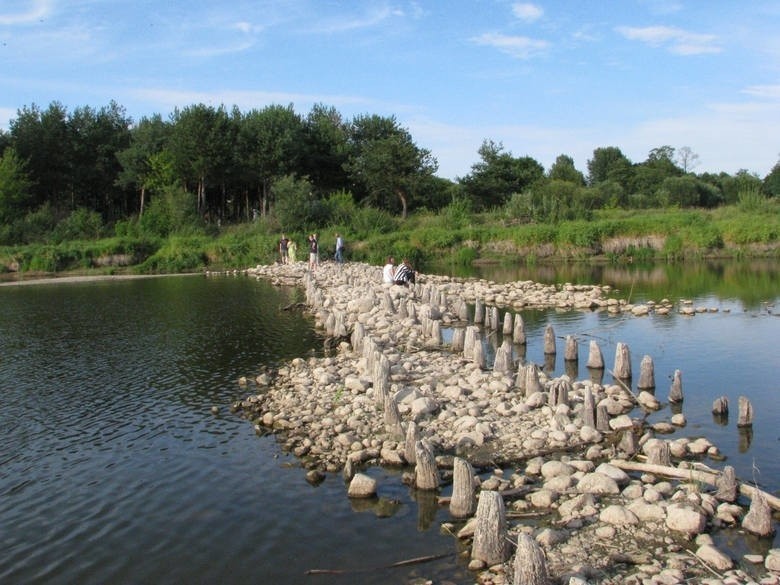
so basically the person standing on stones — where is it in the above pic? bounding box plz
[288,238,297,263]
[279,234,289,264]
[335,233,345,264]
[308,233,319,270]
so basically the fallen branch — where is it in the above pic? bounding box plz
[610,459,780,512]
[305,552,453,576]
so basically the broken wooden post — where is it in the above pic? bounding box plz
[351,322,365,352]
[738,396,754,427]
[451,327,466,352]
[373,353,390,409]
[564,335,578,362]
[489,306,500,330]
[474,299,484,324]
[430,319,442,346]
[502,312,513,336]
[543,324,556,354]
[644,438,671,467]
[548,377,571,408]
[524,362,543,397]
[619,429,638,457]
[449,457,477,518]
[384,395,403,438]
[668,369,683,403]
[513,533,549,585]
[493,339,514,374]
[457,298,469,321]
[513,313,526,345]
[596,403,611,433]
[613,342,631,380]
[587,340,604,369]
[414,439,439,490]
[382,290,396,313]
[715,465,737,503]
[712,396,729,416]
[473,336,486,369]
[471,491,508,566]
[582,386,595,428]
[405,421,420,465]
[637,355,655,390]
[463,325,478,358]
[742,490,774,537]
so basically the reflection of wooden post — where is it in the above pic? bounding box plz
[613,342,631,380]
[450,457,476,518]
[668,369,683,403]
[637,355,655,390]
[414,440,439,490]
[543,324,556,355]
[471,491,508,565]
[512,533,549,585]
[738,396,754,427]
[587,340,604,369]
[513,313,526,345]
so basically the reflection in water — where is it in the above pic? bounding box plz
[543,353,556,375]
[713,412,729,427]
[413,489,439,531]
[564,359,578,380]
[738,426,754,453]
[588,368,605,385]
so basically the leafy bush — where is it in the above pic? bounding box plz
[737,186,768,212]
[139,186,201,238]
[50,208,104,242]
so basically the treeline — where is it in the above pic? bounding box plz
[0,100,779,245]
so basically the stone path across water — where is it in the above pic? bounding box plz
[231,261,778,585]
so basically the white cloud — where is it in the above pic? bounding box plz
[306,6,402,34]
[742,84,780,99]
[616,25,721,55]
[0,0,52,26]
[512,3,543,23]
[471,32,550,59]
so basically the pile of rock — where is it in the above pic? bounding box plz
[233,261,777,584]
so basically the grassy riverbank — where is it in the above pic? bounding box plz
[0,205,778,277]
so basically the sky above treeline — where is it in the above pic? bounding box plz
[1,1,779,180]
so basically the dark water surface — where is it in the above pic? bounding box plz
[1,264,779,584]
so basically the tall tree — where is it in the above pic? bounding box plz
[676,146,700,173]
[0,147,34,222]
[237,104,304,217]
[763,158,780,197]
[116,114,170,216]
[459,140,544,210]
[587,146,633,187]
[345,114,437,218]
[301,103,349,195]
[548,154,585,185]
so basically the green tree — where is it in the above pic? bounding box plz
[763,159,780,197]
[459,140,544,210]
[0,147,34,222]
[548,154,585,185]
[301,104,349,196]
[237,104,304,217]
[116,114,171,216]
[587,146,633,188]
[345,114,437,218]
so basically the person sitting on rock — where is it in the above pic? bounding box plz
[382,256,395,284]
[393,258,415,286]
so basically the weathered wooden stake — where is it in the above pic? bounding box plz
[471,491,508,565]
[587,340,604,369]
[451,327,466,352]
[513,313,526,345]
[513,533,549,585]
[474,299,484,324]
[564,335,578,362]
[715,465,737,502]
[712,396,729,416]
[637,355,655,390]
[582,386,595,428]
[738,396,754,427]
[613,342,631,380]
[493,340,514,374]
[543,324,556,355]
[449,457,477,518]
[502,312,513,336]
[524,363,543,397]
[405,421,420,465]
[414,440,439,490]
[644,438,671,466]
[668,369,683,403]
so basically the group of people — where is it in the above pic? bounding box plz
[278,233,415,286]
[382,256,416,287]
[278,233,345,269]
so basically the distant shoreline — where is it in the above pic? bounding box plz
[0,273,199,287]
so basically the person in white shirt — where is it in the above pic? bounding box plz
[382,256,395,284]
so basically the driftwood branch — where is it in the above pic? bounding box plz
[610,459,780,512]
[305,552,452,575]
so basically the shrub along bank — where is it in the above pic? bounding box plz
[0,205,778,277]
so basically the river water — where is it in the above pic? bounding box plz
[0,262,778,584]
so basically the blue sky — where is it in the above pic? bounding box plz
[1,0,779,180]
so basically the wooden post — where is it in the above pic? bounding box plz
[474,299,484,324]
[524,362,543,397]
[502,312,513,336]
[464,325,478,358]
[715,465,737,502]
[489,306,500,330]
[668,369,683,403]
[513,533,549,585]
[596,403,611,432]
[405,421,420,465]
[449,457,477,518]
[515,364,527,393]
[384,395,403,438]
[493,339,514,374]
[644,439,671,466]
[712,396,729,416]
[582,386,595,428]
[471,491,508,565]
[473,336,486,369]
[548,377,571,408]
[430,319,442,346]
[564,335,578,362]
[351,322,365,352]
[738,396,754,427]
[451,327,466,352]
[457,299,469,322]
[373,353,390,409]
[637,355,655,390]
[613,342,631,380]
[742,491,774,537]
[587,340,604,369]
[619,429,638,457]
[543,324,556,355]
[513,313,526,345]
[414,440,439,490]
